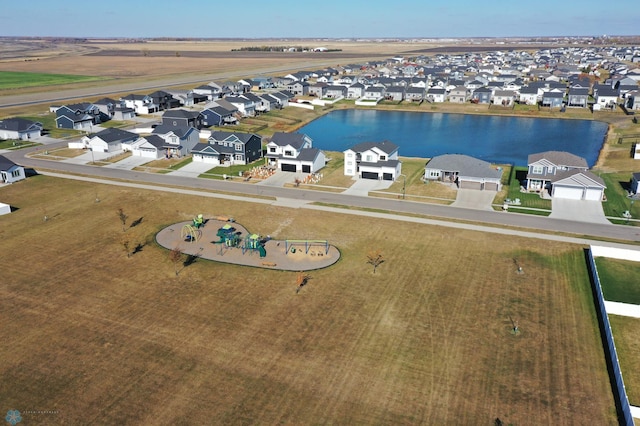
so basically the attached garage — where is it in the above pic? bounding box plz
[483,181,499,191]
[281,163,297,172]
[302,164,311,173]
[382,173,393,181]
[361,171,379,180]
[459,180,482,190]
[552,185,583,200]
[584,187,604,201]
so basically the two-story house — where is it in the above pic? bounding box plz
[526,151,606,200]
[191,131,262,166]
[266,132,325,173]
[162,109,204,129]
[151,125,200,158]
[343,141,402,181]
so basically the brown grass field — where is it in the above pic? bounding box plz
[0,175,618,424]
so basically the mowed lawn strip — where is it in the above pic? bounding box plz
[595,257,640,304]
[0,71,101,90]
[608,315,640,406]
[0,176,617,424]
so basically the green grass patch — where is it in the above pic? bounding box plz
[0,139,41,150]
[199,158,266,179]
[0,71,101,90]
[506,166,551,210]
[597,172,640,219]
[595,257,640,304]
[609,315,640,406]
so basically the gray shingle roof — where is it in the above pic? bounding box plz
[426,154,501,179]
[528,151,587,168]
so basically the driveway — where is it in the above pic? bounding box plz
[549,198,610,224]
[341,178,393,196]
[104,155,152,170]
[257,171,306,187]
[166,161,214,178]
[450,189,497,211]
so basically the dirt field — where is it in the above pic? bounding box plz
[0,176,617,424]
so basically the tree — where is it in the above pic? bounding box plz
[122,238,131,258]
[366,250,385,274]
[295,272,311,293]
[117,208,128,232]
[169,247,184,277]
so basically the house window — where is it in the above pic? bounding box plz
[12,170,21,178]
[235,154,243,161]
[284,150,293,157]
[531,165,544,174]
[347,161,353,166]
[347,169,353,174]
[365,155,373,162]
[269,147,276,153]
[347,152,353,158]
[380,155,386,161]
[235,143,242,151]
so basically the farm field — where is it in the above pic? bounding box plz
[0,176,617,424]
[0,71,102,90]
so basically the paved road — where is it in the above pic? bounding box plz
[5,145,640,244]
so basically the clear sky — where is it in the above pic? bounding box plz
[2,0,638,39]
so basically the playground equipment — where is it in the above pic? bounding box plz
[215,224,240,246]
[285,240,329,256]
[181,224,201,242]
[192,214,204,228]
[242,233,267,257]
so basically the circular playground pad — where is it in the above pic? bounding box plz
[155,218,341,271]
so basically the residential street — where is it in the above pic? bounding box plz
[5,146,640,245]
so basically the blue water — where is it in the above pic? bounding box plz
[299,109,608,167]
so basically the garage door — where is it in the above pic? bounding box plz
[382,173,393,181]
[302,164,311,173]
[361,171,379,180]
[281,163,297,172]
[459,180,482,190]
[553,185,583,200]
[584,188,603,201]
[483,182,499,191]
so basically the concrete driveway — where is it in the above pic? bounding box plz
[451,189,497,211]
[549,198,610,224]
[341,178,393,196]
[166,161,214,178]
[104,155,152,170]
[257,171,305,187]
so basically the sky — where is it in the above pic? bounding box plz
[2,0,639,39]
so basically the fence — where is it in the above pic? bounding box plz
[585,247,634,426]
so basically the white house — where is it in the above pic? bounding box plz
[80,128,138,153]
[0,118,43,140]
[265,132,324,173]
[125,135,166,159]
[121,94,157,114]
[0,155,26,183]
[344,141,401,181]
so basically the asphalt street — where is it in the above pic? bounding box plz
[5,145,640,245]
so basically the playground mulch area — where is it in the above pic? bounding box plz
[155,219,340,271]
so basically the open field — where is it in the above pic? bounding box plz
[0,176,617,424]
[0,71,102,90]
[595,257,640,304]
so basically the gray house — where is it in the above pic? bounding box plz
[541,91,565,108]
[567,88,589,108]
[424,154,502,191]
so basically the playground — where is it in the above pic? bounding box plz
[155,216,340,271]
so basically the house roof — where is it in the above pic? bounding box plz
[141,135,166,149]
[0,154,20,171]
[191,143,222,155]
[210,131,258,144]
[162,109,201,119]
[270,132,311,149]
[426,154,502,179]
[552,169,606,187]
[528,151,588,168]
[91,128,138,143]
[296,148,323,162]
[0,118,42,132]
[347,140,399,155]
[152,125,195,138]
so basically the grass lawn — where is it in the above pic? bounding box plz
[598,172,640,220]
[608,315,640,406]
[198,158,266,180]
[595,257,640,304]
[0,176,617,424]
[506,166,552,210]
[0,139,41,150]
[20,113,84,139]
[0,71,102,90]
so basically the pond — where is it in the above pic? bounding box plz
[298,109,608,167]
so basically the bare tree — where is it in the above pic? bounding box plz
[169,247,184,277]
[122,238,131,258]
[117,208,128,232]
[295,272,312,294]
[366,250,385,274]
